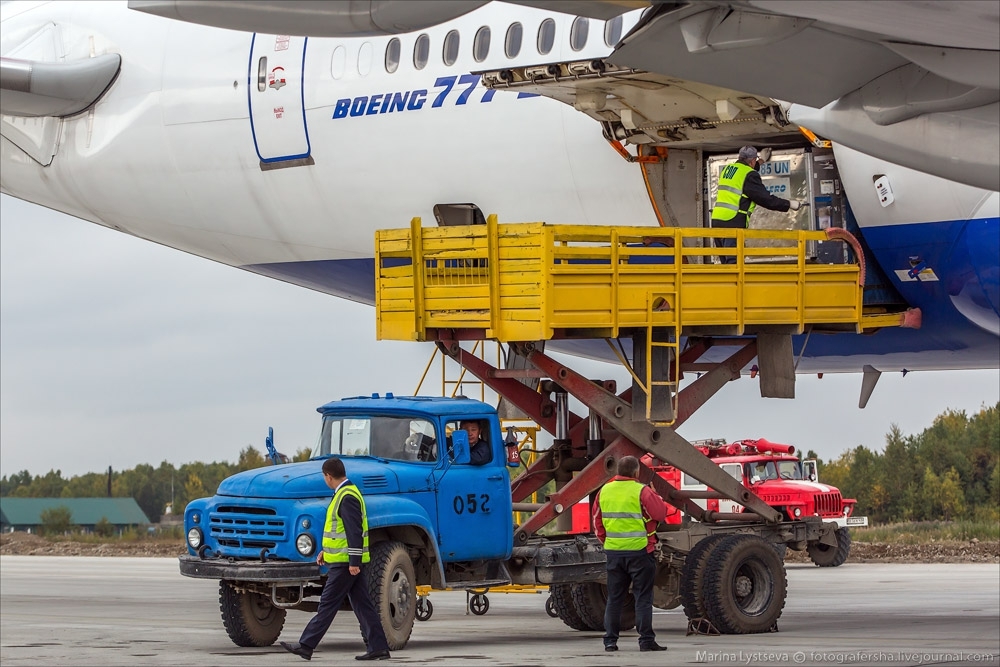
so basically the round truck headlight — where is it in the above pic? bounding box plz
[187,527,203,549]
[296,533,315,556]
[792,507,802,518]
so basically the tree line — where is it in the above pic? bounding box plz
[808,403,999,523]
[2,403,997,525]
[0,445,311,523]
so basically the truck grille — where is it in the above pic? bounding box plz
[813,492,843,517]
[209,505,287,548]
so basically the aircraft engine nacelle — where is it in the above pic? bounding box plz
[129,0,489,38]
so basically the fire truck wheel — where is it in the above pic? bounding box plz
[368,541,417,650]
[571,582,636,632]
[549,583,590,631]
[807,527,852,567]
[772,542,788,560]
[703,535,787,634]
[218,580,286,647]
[680,534,727,621]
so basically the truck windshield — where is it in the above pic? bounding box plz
[313,415,437,462]
[776,460,803,480]
[747,460,803,481]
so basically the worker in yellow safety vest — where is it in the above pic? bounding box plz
[593,455,668,653]
[281,457,391,661]
[710,146,808,264]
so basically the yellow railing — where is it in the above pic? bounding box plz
[376,216,905,343]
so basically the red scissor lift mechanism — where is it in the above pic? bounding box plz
[434,334,785,542]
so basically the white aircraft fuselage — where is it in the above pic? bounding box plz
[2,1,998,373]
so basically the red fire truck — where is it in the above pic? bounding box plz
[572,438,866,567]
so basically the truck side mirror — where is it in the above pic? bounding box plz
[451,430,471,465]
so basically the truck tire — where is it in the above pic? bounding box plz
[680,534,726,621]
[218,580,286,647]
[772,542,788,560]
[807,527,851,567]
[367,541,417,650]
[703,535,787,634]
[570,582,636,632]
[549,583,590,631]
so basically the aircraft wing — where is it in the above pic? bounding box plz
[600,1,999,190]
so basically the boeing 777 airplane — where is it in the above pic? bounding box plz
[1,1,997,384]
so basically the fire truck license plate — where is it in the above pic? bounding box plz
[846,517,867,525]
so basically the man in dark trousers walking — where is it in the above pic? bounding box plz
[280,457,391,661]
[710,145,808,263]
[593,455,668,653]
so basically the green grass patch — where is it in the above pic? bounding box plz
[853,520,1000,544]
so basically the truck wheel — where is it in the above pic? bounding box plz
[703,535,787,634]
[218,580,286,647]
[807,527,851,567]
[368,541,417,650]
[549,583,590,631]
[773,542,788,560]
[571,582,635,632]
[680,534,726,621]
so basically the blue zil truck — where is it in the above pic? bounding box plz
[181,387,844,648]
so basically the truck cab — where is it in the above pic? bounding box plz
[180,394,513,650]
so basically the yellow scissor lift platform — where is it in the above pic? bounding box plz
[376,216,912,345]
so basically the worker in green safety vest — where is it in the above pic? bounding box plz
[593,455,668,653]
[710,146,809,264]
[281,457,391,661]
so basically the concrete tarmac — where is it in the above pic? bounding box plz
[0,557,997,666]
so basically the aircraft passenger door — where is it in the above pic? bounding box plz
[248,34,313,168]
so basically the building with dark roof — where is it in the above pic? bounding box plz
[0,497,150,533]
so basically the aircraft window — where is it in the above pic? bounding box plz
[330,45,346,80]
[358,41,373,77]
[537,18,555,55]
[414,33,430,70]
[385,38,400,74]
[505,22,523,58]
[473,26,491,63]
[443,29,460,66]
[569,17,589,51]
[604,15,623,47]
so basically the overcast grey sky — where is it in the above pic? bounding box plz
[1,194,998,479]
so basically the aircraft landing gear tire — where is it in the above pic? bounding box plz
[368,541,417,650]
[807,527,851,567]
[218,580,286,647]
[703,535,787,634]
